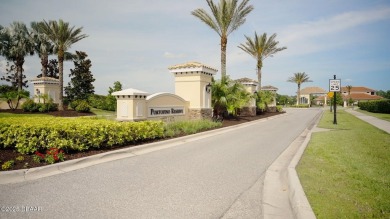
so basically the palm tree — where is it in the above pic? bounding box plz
[287,72,312,105]
[192,0,253,78]
[212,76,250,117]
[38,19,88,110]
[346,85,353,106]
[30,21,55,78]
[0,22,34,91]
[238,32,286,91]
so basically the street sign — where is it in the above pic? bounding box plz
[329,79,341,92]
[327,92,334,98]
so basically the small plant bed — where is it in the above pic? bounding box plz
[0,111,284,171]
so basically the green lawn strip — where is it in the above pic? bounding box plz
[91,108,116,119]
[297,110,390,218]
[355,108,390,122]
[0,112,53,118]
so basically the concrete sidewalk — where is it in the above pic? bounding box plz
[345,108,390,134]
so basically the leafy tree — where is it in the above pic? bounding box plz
[38,19,88,110]
[329,92,343,106]
[287,72,312,105]
[0,90,29,110]
[345,85,353,106]
[36,59,59,79]
[0,84,16,94]
[65,51,95,102]
[377,90,390,99]
[0,22,34,91]
[108,81,123,95]
[192,0,253,78]
[238,32,286,91]
[1,61,28,88]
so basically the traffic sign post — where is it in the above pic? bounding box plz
[329,75,340,124]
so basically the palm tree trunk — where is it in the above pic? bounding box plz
[297,84,301,105]
[58,51,64,111]
[16,58,24,91]
[257,60,262,92]
[221,36,227,78]
[41,54,48,78]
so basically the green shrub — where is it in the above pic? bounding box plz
[69,100,81,110]
[0,117,164,154]
[1,160,14,170]
[359,100,390,114]
[21,99,39,112]
[88,94,116,111]
[21,99,58,112]
[75,100,91,113]
[276,105,284,112]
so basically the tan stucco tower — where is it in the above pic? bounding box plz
[31,77,60,103]
[168,62,217,120]
[236,77,258,116]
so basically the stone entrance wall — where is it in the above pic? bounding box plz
[240,107,256,116]
[188,108,212,120]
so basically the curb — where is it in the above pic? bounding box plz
[0,113,287,185]
[263,109,322,219]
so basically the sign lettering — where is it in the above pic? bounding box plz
[149,107,185,117]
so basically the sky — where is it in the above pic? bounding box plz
[1,0,390,96]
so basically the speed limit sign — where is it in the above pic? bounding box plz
[329,79,341,92]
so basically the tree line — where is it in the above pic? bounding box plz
[0,19,88,111]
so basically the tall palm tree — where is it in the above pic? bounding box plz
[0,22,34,91]
[287,72,312,105]
[238,32,286,91]
[192,0,253,78]
[346,85,353,106]
[30,21,54,78]
[38,19,88,110]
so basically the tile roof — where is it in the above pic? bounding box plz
[261,85,278,91]
[168,61,218,72]
[112,88,149,96]
[300,87,327,95]
[235,77,258,83]
[341,86,375,93]
[343,93,382,101]
[31,77,59,82]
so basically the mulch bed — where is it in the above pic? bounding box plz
[0,110,284,171]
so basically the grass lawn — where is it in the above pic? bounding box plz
[297,110,390,218]
[90,108,116,119]
[355,108,390,122]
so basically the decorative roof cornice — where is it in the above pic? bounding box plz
[168,62,218,75]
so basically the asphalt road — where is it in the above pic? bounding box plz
[0,108,322,219]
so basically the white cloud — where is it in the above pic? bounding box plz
[279,7,390,56]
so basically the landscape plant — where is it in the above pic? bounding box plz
[65,51,95,102]
[38,19,88,110]
[0,22,34,91]
[0,117,165,154]
[192,0,254,78]
[238,32,286,90]
[287,72,312,105]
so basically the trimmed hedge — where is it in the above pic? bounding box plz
[0,117,164,154]
[358,100,390,114]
